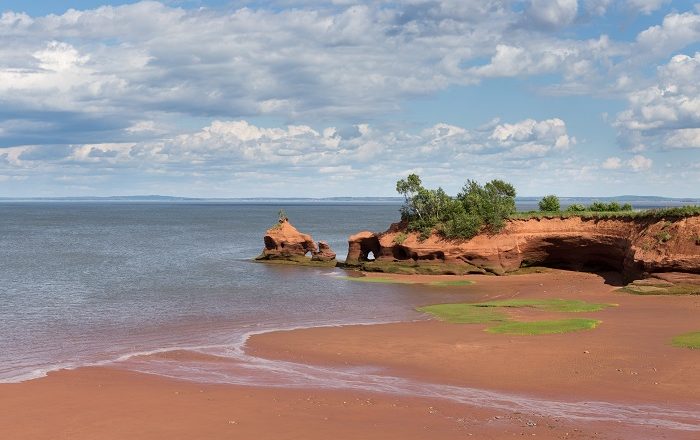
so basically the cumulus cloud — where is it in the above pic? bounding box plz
[635,11,700,57]
[0,0,658,150]
[615,52,700,150]
[526,0,579,28]
[3,117,575,177]
[627,154,653,171]
[602,156,622,169]
[602,155,652,171]
[626,0,670,15]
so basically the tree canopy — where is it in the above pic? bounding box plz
[396,174,517,239]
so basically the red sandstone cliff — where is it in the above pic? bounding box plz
[346,216,700,280]
[257,219,336,264]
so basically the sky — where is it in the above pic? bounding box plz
[1,1,699,198]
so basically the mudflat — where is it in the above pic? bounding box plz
[2,270,698,439]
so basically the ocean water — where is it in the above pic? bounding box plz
[0,201,448,382]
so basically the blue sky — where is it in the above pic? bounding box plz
[1,1,699,197]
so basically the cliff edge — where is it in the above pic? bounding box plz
[346,215,700,281]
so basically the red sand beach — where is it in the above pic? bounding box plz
[2,270,699,439]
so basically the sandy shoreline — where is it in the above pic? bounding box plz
[2,270,699,439]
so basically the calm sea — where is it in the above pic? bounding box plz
[0,202,449,383]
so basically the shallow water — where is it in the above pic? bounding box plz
[0,201,459,382]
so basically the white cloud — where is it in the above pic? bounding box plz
[583,0,611,17]
[636,11,700,56]
[615,52,700,150]
[665,128,700,149]
[5,117,574,174]
[526,0,579,28]
[627,0,670,15]
[627,154,653,171]
[602,156,622,169]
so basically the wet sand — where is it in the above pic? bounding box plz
[2,270,699,439]
[1,367,626,440]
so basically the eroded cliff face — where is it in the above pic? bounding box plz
[257,219,336,264]
[346,216,700,280]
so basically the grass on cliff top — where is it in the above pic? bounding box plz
[486,318,601,335]
[671,331,700,349]
[618,284,700,296]
[510,205,700,221]
[338,276,474,287]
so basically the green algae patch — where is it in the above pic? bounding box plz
[417,303,509,324]
[254,256,337,268]
[618,284,700,296]
[339,276,475,287]
[417,298,609,335]
[337,276,415,285]
[473,298,614,313]
[486,318,600,335]
[426,280,475,287]
[672,331,700,349]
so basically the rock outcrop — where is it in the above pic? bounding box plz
[346,216,700,281]
[256,219,337,266]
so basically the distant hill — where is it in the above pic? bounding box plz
[0,195,698,204]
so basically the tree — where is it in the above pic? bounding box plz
[394,174,517,239]
[458,179,516,232]
[396,173,424,220]
[538,195,560,212]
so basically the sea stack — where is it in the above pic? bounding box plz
[256,218,337,266]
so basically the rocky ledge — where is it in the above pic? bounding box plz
[256,219,337,267]
[346,215,700,282]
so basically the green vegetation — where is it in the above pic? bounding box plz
[538,195,560,212]
[671,331,700,349]
[393,173,700,242]
[618,283,700,295]
[473,298,614,312]
[512,205,700,221]
[396,174,516,240]
[486,318,600,335]
[588,201,633,212]
[417,298,609,335]
[566,203,586,212]
[393,232,408,245]
[339,275,474,287]
[255,255,337,267]
[359,260,487,275]
[427,280,476,287]
[417,303,509,324]
[656,230,672,243]
[337,276,414,284]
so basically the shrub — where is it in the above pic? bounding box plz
[538,195,560,212]
[457,179,516,233]
[393,232,408,245]
[587,201,633,212]
[438,208,483,239]
[566,203,586,212]
[656,231,672,243]
[396,174,516,240]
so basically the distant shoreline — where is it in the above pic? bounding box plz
[2,195,699,204]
